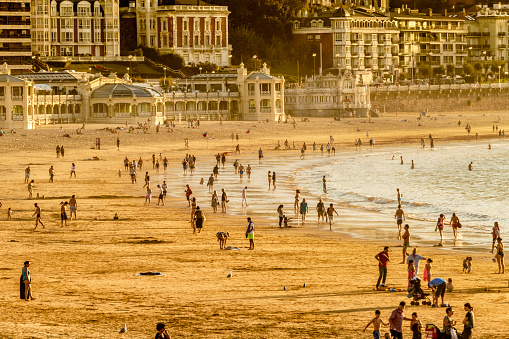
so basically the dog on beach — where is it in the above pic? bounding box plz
[463,257,472,273]
[216,231,230,249]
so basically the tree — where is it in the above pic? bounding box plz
[446,64,455,76]
[229,27,265,68]
[463,63,474,76]
[433,65,445,77]
[473,62,483,74]
[419,65,431,78]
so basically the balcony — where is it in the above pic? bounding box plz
[499,32,507,36]
[0,6,30,12]
[260,91,271,96]
[248,91,254,96]
[467,32,481,36]
[11,96,23,101]
[260,107,271,113]
[498,45,507,49]
[249,107,256,113]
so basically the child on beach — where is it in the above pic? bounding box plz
[7,207,12,220]
[446,278,454,292]
[423,258,432,283]
[410,312,422,339]
[463,257,472,273]
[363,310,387,339]
[408,260,416,288]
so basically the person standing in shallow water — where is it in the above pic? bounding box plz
[394,205,405,240]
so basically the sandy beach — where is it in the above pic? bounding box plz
[0,111,508,338]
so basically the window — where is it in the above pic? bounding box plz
[0,87,5,97]
[61,31,73,42]
[78,19,90,29]
[61,18,73,29]
[78,5,90,16]
[137,103,150,113]
[194,35,199,45]
[248,83,255,94]
[249,99,255,107]
[216,20,220,30]
[12,105,23,115]
[194,19,199,31]
[205,35,209,45]
[216,36,220,46]
[260,99,271,107]
[275,83,281,92]
[61,4,73,16]
[79,32,90,42]
[307,34,313,41]
[315,35,320,40]
[184,20,188,31]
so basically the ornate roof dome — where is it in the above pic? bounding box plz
[333,6,350,17]
[91,83,162,98]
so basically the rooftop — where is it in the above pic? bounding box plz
[91,83,162,98]
[17,72,79,82]
[0,74,25,82]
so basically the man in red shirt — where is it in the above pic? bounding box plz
[375,246,390,289]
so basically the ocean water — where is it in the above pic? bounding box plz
[293,141,507,247]
[160,140,505,249]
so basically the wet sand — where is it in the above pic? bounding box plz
[0,113,508,337]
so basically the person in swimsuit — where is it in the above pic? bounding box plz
[395,205,405,240]
[194,206,204,233]
[145,187,152,205]
[70,163,76,178]
[28,180,34,199]
[272,172,276,189]
[32,203,44,230]
[221,188,228,213]
[241,186,248,207]
[401,224,410,263]
[246,217,254,250]
[22,261,34,300]
[294,190,300,213]
[495,237,505,274]
[246,165,252,180]
[492,222,501,254]
[267,171,272,189]
[69,195,77,220]
[60,202,68,227]
[326,204,339,231]
[157,185,164,206]
[410,312,422,339]
[48,166,55,183]
[211,191,218,213]
[24,166,30,183]
[449,213,460,242]
[277,205,284,228]
[322,176,327,193]
[436,214,445,246]
[316,199,326,224]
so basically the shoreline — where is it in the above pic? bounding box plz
[1,114,508,337]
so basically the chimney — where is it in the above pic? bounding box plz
[428,8,432,16]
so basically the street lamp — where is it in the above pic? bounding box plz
[228,54,232,65]
[428,52,433,83]
[335,53,340,69]
[198,67,202,74]
[127,67,130,77]
[468,46,472,62]
[163,67,167,89]
[312,53,317,78]
[498,65,501,84]
[252,55,257,71]
[128,55,132,78]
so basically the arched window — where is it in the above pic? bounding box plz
[137,103,150,114]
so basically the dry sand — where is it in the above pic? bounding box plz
[0,111,508,338]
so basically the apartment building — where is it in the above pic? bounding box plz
[291,7,399,80]
[130,0,231,66]
[391,7,468,78]
[0,0,32,73]
[465,4,509,64]
[31,0,120,58]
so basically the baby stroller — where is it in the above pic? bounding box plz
[408,277,432,306]
[424,324,460,339]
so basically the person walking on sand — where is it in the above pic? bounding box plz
[221,188,228,213]
[300,198,308,223]
[28,180,34,199]
[246,217,254,250]
[294,190,300,213]
[461,303,475,339]
[495,237,505,274]
[70,163,76,178]
[258,148,263,162]
[407,248,426,275]
[395,205,405,240]
[267,171,272,189]
[116,137,120,151]
[21,261,34,301]
[246,165,252,180]
[194,206,204,234]
[60,146,64,158]
[468,162,473,171]
[492,222,501,254]
[241,186,248,207]
[144,187,152,205]
[316,199,326,225]
[157,185,164,206]
[185,185,192,207]
[449,213,461,242]
[272,172,276,189]
[56,145,61,158]
[207,174,214,192]
[363,309,388,339]
[322,176,327,193]
[401,224,411,263]
[24,166,30,183]
[48,165,55,183]
[32,203,45,230]
[211,191,218,213]
[327,203,339,230]
[436,214,445,246]
[69,195,77,220]
[389,302,412,339]
[60,202,68,227]
[277,205,285,228]
[375,247,390,289]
